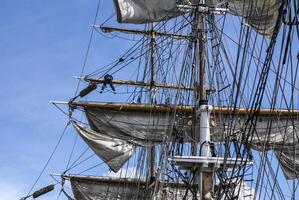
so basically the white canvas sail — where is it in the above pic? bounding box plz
[71,176,149,200]
[113,0,281,37]
[113,0,183,24]
[85,107,193,146]
[82,104,299,178]
[212,117,299,179]
[72,121,135,172]
[228,0,281,37]
[70,175,192,200]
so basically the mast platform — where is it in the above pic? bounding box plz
[169,156,251,172]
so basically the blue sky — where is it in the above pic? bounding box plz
[0,1,125,199]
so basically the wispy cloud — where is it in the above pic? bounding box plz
[0,182,23,200]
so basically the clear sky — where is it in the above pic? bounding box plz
[0,1,124,199]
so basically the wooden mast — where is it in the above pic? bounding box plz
[198,6,213,199]
[94,21,158,183]
[149,23,156,181]
[199,15,206,104]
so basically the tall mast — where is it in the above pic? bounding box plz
[199,15,206,104]
[149,22,156,180]
[198,7,213,199]
[150,23,156,92]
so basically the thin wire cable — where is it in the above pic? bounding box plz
[26,122,70,196]
[74,0,102,96]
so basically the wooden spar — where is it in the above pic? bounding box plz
[66,101,299,116]
[84,77,197,91]
[95,25,193,40]
[51,173,190,188]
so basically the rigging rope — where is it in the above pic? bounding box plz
[24,122,70,197]
[73,0,102,96]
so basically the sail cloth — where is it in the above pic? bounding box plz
[85,107,193,146]
[274,144,299,179]
[228,0,281,37]
[72,121,135,172]
[113,0,183,24]
[71,176,149,200]
[250,125,299,179]
[212,116,299,179]
[113,0,281,37]
[70,175,192,200]
[83,106,299,178]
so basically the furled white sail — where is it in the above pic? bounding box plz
[70,175,192,200]
[228,0,281,37]
[71,176,149,200]
[113,0,281,37]
[212,117,299,179]
[113,0,183,24]
[85,107,193,146]
[83,105,299,178]
[250,125,299,179]
[72,121,135,172]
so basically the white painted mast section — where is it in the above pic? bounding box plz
[199,104,212,158]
